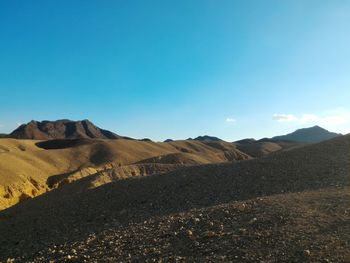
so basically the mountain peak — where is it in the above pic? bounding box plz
[9,119,125,140]
[272,126,341,143]
[192,135,222,142]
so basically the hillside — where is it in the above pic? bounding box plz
[9,119,125,140]
[272,125,341,143]
[235,140,304,157]
[0,138,250,210]
[0,135,348,261]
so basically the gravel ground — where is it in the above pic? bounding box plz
[28,187,350,262]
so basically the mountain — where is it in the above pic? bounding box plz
[8,119,125,140]
[191,135,222,142]
[272,125,341,143]
[234,138,256,144]
[139,138,153,142]
[234,126,337,156]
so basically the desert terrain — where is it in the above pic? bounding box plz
[0,120,348,262]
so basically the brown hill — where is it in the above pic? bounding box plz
[235,140,304,157]
[0,138,251,210]
[9,119,125,140]
[0,135,348,261]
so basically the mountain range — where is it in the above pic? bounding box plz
[3,120,342,143]
[0,119,343,210]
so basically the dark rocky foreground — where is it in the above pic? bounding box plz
[0,135,349,262]
[23,188,350,262]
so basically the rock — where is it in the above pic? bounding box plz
[205,231,216,238]
[249,217,257,224]
[303,249,311,257]
[239,228,247,234]
[237,203,247,212]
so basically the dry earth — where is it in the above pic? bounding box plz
[0,135,349,262]
[0,138,249,210]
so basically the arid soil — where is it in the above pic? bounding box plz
[0,135,348,262]
[0,138,250,210]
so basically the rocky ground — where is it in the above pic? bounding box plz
[24,187,350,262]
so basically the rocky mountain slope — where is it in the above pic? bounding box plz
[9,119,125,140]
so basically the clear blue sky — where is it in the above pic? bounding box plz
[1,0,349,141]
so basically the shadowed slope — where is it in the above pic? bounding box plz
[28,188,350,262]
[9,119,124,140]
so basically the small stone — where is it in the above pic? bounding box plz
[303,249,311,257]
[249,217,257,224]
[237,203,246,212]
[239,228,247,234]
[205,231,216,237]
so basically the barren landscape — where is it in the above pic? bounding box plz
[0,120,348,262]
[1,2,349,262]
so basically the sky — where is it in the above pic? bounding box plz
[0,0,349,141]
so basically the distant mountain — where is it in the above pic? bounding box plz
[9,119,126,140]
[258,138,293,143]
[0,134,7,138]
[233,126,339,156]
[191,135,222,142]
[272,125,341,143]
[235,138,256,144]
[164,139,174,142]
[139,138,153,142]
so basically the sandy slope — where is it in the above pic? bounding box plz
[0,138,250,210]
[0,135,348,261]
